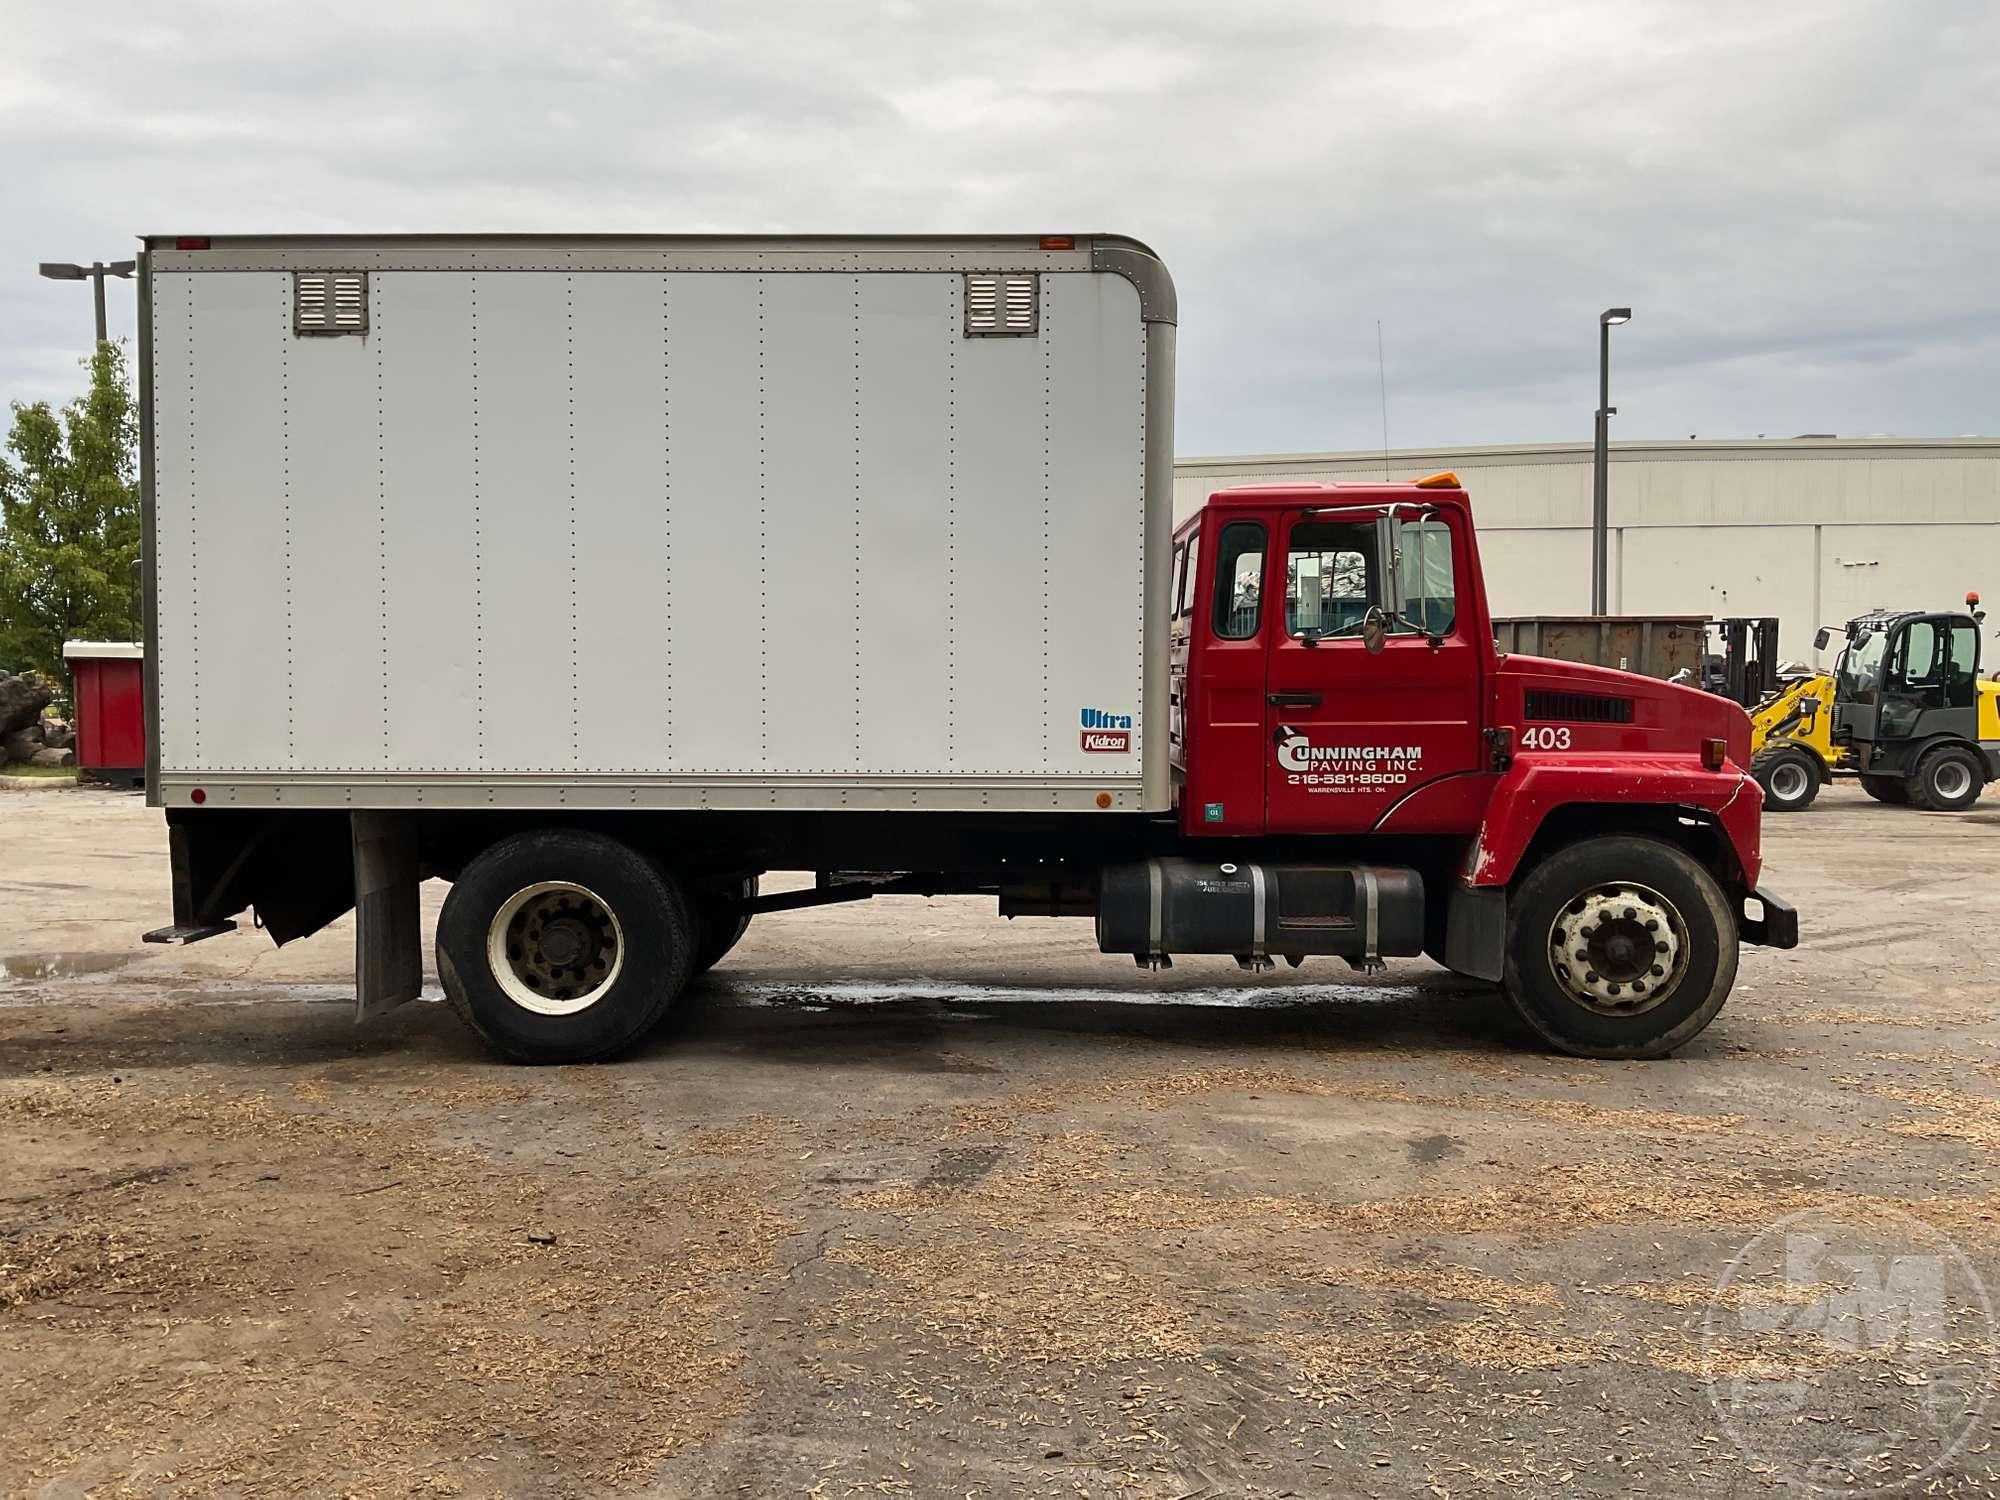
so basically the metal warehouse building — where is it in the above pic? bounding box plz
[1175,438,2000,664]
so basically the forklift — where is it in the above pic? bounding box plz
[1751,593,2000,812]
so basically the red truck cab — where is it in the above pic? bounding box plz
[1148,475,1794,1056]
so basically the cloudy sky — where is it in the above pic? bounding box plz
[4,0,1995,456]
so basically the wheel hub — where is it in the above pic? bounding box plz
[1548,883,1687,1017]
[487,883,624,1015]
[1934,760,1973,801]
[1768,761,1809,802]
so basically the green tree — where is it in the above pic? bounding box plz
[0,342,141,682]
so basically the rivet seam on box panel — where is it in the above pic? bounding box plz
[378,278,388,769]
[672,272,680,764]
[946,278,956,765]
[568,275,578,772]
[853,273,863,769]
[280,276,292,768]
[758,276,768,766]
[471,274,483,770]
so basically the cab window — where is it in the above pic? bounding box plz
[1892,620,1944,695]
[1285,521,1375,640]
[1176,532,1202,620]
[1949,621,1979,707]
[1211,522,1265,640]
[1398,520,1456,636]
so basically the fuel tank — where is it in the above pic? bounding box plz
[1097,858,1424,965]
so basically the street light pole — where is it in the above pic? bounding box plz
[38,259,137,345]
[1591,306,1631,614]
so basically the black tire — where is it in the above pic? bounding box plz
[1859,774,1909,805]
[1751,746,1820,813]
[436,829,694,1064]
[691,876,758,975]
[1908,744,1985,812]
[1502,835,1738,1060]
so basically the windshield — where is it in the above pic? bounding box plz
[1837,627,1888,702]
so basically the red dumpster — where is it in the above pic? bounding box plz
[63,641,145,785]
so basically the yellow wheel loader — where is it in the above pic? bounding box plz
[1750,593,2000,812]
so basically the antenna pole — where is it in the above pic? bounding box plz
[1376,320,1391,479]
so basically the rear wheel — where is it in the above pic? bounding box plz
[1908,744,1985,812]
[1859,774,1909,804]
[437,830,694,1064]
[1502,836,1737,1060]
[691,876,758,974]
[1751,746,1820,812]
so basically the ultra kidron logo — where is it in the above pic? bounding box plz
[1081,707,1132,753]
[1276,732,1420,791]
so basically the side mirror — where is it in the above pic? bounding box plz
[1361,605,1388,656]
[1813,627,1831,651]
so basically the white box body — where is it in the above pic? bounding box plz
[141,235,1176,813]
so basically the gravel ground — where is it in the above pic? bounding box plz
[4,783,2000,1498]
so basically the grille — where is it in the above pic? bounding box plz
[964,273,1038,336]
[1524,689,1633,724]
[294,271,368,335]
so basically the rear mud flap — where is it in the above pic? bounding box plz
[352,811,422,1022]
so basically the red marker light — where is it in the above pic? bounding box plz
[1039,236,1075,251]
[190,787,207,804]
[175,237,211,250]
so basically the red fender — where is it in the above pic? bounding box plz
[1463,755,1763,888]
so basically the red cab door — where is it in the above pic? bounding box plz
[1263,508,1485,833]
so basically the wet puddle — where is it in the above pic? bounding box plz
[737,977,1411,1012]
[3,951,138,981]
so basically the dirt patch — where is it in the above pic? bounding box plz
[1,1075,795,1497]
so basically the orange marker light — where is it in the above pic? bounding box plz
[1040,236,1076,250]
[1095,792,1113,809]
[1412,471,1461,489]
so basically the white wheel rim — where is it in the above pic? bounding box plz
[1547,881,1689,1017]
[1767,762,1810,803]
[1934,760,1974,801]
[486,881,625,1016]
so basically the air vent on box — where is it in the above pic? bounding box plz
[294,271,368,336]
[964,273,1038,336]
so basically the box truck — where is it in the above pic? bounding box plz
[139,233,1795,1063]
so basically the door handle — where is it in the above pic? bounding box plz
[1267,691,1323,708]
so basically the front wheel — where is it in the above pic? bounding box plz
[437,830,694,1064]
[1502,836,1738,1060]
[1751,746,1820,812]
[1907,745,1985,812]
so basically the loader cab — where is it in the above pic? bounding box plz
[1828,605,1996,809]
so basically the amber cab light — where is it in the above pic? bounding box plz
[1412,470,1461,489]
[1701,738,1727,772]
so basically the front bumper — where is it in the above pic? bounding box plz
[1739,887,1798,949]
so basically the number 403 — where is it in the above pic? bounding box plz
[1520,726,1573,750]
